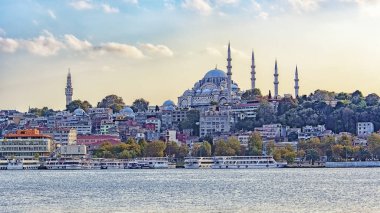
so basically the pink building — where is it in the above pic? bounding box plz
[77,135,121,150]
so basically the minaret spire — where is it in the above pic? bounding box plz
[294,65,299,98]
[250,50,256,91]
[65,68,73,107]
[274,59,279,99]
[226,42,232,103]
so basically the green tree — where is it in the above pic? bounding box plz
[179,110,200,136]
[145,141,166,157]
[165,141,179,157]
[66,99,92,112]
[241,88,262,100]
[365,93,380,106]
[368,133,380,159]
[131,98,149,112]
[256,101,276,125]
[97,95,125,113]
[138,139,148,157]
[177,144,189,159]
[305,149,320,165]
[248,132,263,156]
[214,140,227,156]
[29,107,56,117]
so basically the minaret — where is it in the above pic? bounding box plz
[274,59,279,98]
[65,69,73,106]
[250,50,256,91]
[294,65,299,98]
[226,42,232,103]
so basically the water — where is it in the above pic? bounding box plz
[0,168,379,213]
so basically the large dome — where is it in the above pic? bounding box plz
[204,69,227,79]
[162,100,175,107]
[73,108,86,116]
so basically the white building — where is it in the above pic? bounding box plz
[357,122,374,137]
[59,144,87,157]
[0,129,55,159]
[41,128,77,145]
[254,124,282,139]
[199,110,231,137]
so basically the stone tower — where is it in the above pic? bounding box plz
[294,66,299,98]
[251,50,256,91]
[65,69,73,106]
[226,42,232,103]
[274,59,279,98]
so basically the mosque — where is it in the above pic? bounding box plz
[178,43,242,108]
[177,43,300,108]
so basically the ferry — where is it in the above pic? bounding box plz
[100,160,124,169]
[211,156,286,169]
[184,157,214,169]
[45,159,84,170]
[0,159,40,170]
[135,157,169,169]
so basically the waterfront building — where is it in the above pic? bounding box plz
[40,127,77,145]
[58,144,87,157]
[357,122,374,137]
[0,129,54,159]
[76,134,121,152]
[199,109,231,137]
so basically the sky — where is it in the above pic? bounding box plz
[1,0,380,111]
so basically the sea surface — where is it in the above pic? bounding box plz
[0,168,379,213]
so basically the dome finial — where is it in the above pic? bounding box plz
[215,64,218,70]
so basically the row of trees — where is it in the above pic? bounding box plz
[93,138,189,160]
[297,133,380,163]
[237,89,380,134]
[64,95,150,113]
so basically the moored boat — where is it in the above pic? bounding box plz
[211,156,286,169]
[184,157,213,169]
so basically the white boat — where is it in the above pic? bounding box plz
[211,156,286,169]
[44,158,96,170]
[135,157,169,169]
[184,157,214,169]
[0,159,40,170]
[100,160,124,169]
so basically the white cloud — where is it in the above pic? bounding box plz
[215,0,239,5]
[258,11,269,19]
[0,37,19,53]
[288,0,323,13]
[48,9,56,19]
[251,0,261,10]
[64,34,92,51]
[164,0,176,10]
[182,0,213,15]
[204,47,222,56]
[139,43,174,57]
[22,30,65,56]
[101,4,120,14]
[124,0,138,4]
[69,0,94,10]
[0,28,5,37]
[96,42,145,59]
[355,0,380,17]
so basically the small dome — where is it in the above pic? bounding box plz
[204,69,227,79]
[202,89,211,94]
[183,89,193,96]
[196,89,201,94]
[73,108,86,116]
[163,105,175,111]
[163,100,175,107]
[120,106,135,118]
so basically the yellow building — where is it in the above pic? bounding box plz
[0,129,55,159]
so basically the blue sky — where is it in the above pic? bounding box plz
[1,0,380,111]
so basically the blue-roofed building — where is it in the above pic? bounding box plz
[178,67,241,108]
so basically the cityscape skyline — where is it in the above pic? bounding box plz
[1,0,380,111]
